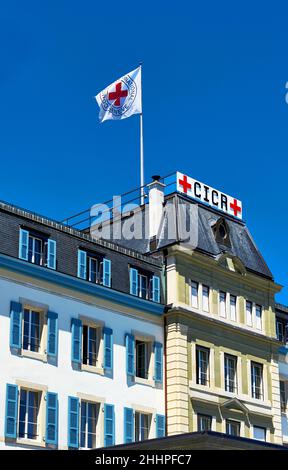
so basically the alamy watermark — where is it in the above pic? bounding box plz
[89,196,199,250]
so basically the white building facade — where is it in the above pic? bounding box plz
[0,202,165,450]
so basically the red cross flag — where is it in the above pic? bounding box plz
[95,67,142,122]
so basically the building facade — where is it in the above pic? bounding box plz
[0,201,165,449]
[101,173,284,445]
[160,181,283,444]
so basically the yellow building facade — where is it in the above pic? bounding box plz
[165,245,282,444]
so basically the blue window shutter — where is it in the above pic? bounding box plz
[77,250,87,279]
[125,334,135,376]
[5,384,18,439]
[102,259,111,287]
[103,327,113,371]
[71,318,82,363]
[154,342,163,383]
[156,414,165,438]
[18,228,29,261]
[46,392,58,445]
[124,407,134,443]
[10,301,22,349]
[47,311,58,358]
[68,396,79,448]
[152,275,161,303]
[47,239,57,270]
[104,404,115,447]
[130,268,138,296]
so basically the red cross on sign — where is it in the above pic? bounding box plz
[179,175,192,194]
[108,82,128,106]
[230,198,242,217]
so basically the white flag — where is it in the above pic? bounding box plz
[95,67,142,122]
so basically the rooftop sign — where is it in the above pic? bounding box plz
[176,171,243,220]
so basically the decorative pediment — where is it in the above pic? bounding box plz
[216,253,246,276]
[220,397,249,414]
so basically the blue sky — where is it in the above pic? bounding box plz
[0,1,287,302]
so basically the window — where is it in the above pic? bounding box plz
[197,414,212,431]
[87,255,101,284]
[246,301,253,326]
[280,381,287,412]
[136,340,149,379]
[18,389,41,441]
[78,250,111,288]
[253,426,266,442]
[276,319,287,343]
[191,281,199,308]
[19,228,56,270]
[202,285,210,312]
[226,420,240,436]
[224,354,237,393]
[130,268,160,303]
[139,274,149,300]
[230,295,237,321]
[220,291,226,317]
[135,412,150,442]
[277,320,284,342]
[82,325,100,367]
[23,309,42,353]
[80,401,100,449]
[196,346,210,386]
[251,362,263,400]
[255,305,262,330]
[28,236,44,266]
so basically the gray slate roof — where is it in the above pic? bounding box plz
[105,194,273,280]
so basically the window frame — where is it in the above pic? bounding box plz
[191,281,199,309]
[134,411,151,442]
[135,339,150,380]
[20,303,47,361]
[197,414,212,432]
[80,317,104,374]
[28,235,45,266]
[251,361,263,400]
[226,419,241,437]
[253,425,266,442]
[280,380,287,412]
[224,353,238,393]
[202,285,210,313]
[15,384,46,446]
[219,291,227,318]
[79,399,101,449]
[246,300,264,331]
[196,345,210,386]
[255,304,262,331]
[229,294,237,322]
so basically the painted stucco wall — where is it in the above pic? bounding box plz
[0,273,165,449]
[165,249,282,444]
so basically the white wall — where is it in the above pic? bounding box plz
[0,275,165,449]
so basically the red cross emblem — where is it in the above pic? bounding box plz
[108,82,128,107]
[179,175,191,194]
[230,198,242,217]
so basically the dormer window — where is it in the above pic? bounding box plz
[19,228,56,270]
[212,218,231,247]
[129,267,161,303]
[77,249,111,288]
[218,222,227,240]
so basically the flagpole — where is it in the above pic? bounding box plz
[139,63,145,205]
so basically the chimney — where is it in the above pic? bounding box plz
[147,175,165,240]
